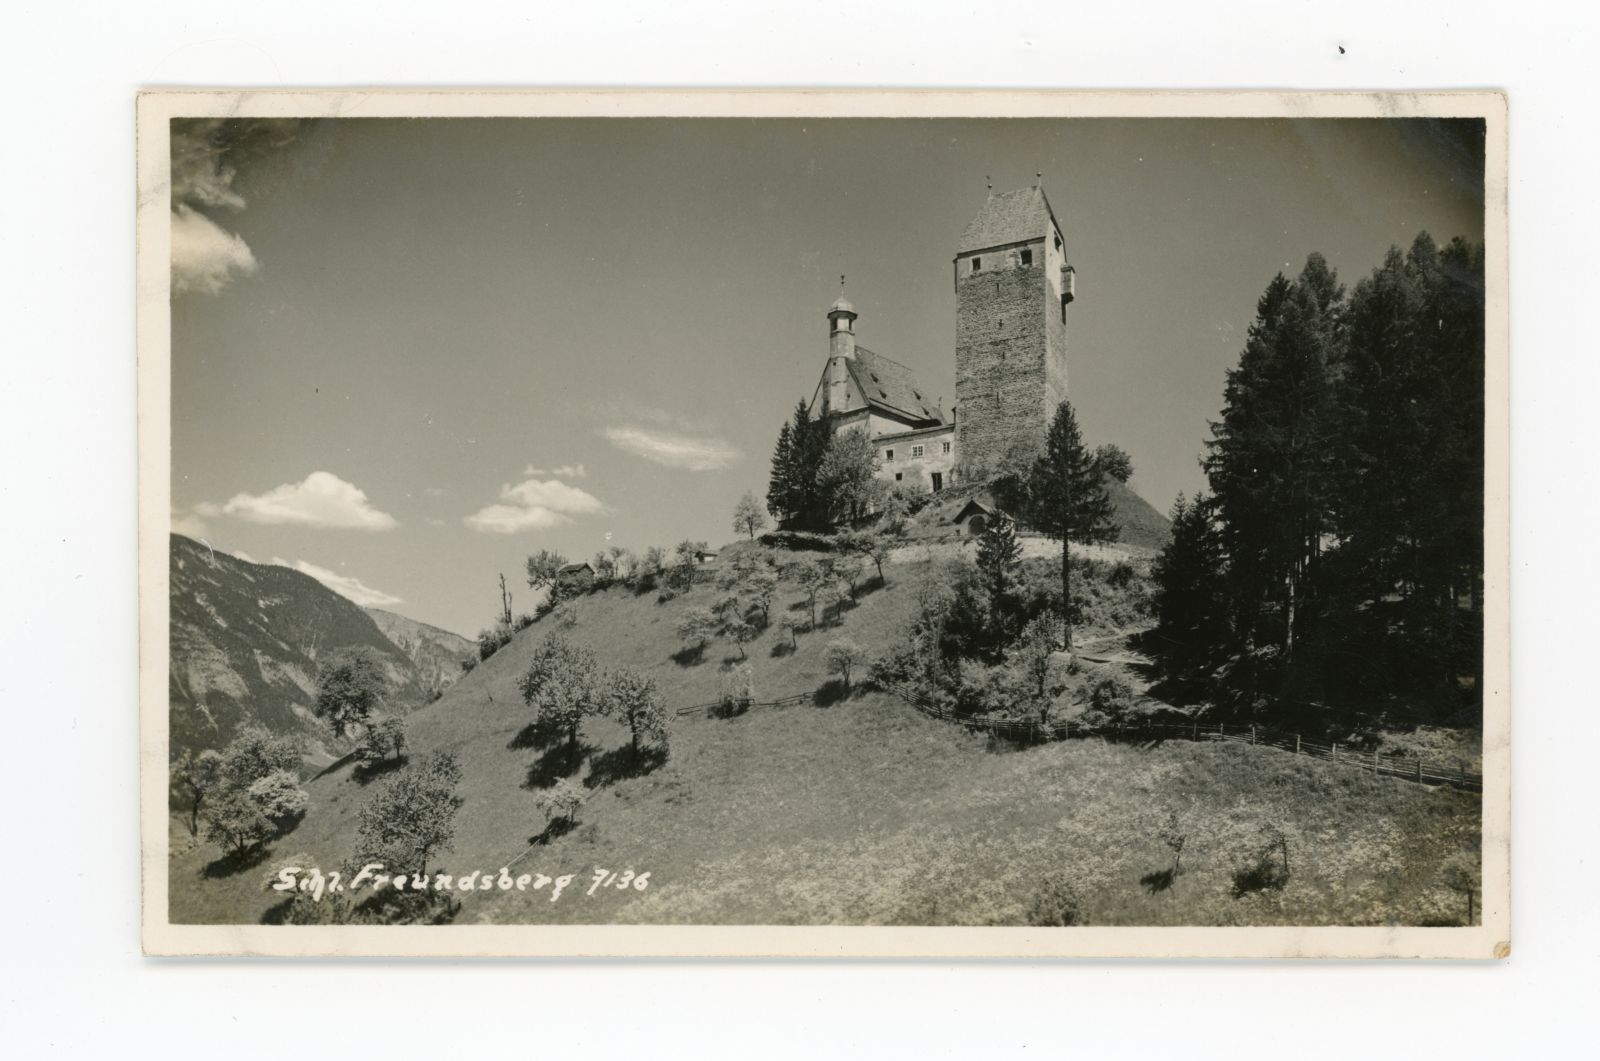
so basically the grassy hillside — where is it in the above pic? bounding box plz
[168,534,456,757]
[1105,478,1171,552]
[170,553,1479,928]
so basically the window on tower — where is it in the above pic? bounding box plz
[972,257,982,272]
[884,448,894,462]
[1020,248,1033,267]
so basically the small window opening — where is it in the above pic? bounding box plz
[972,257,982,271]
[1020,248,1033,267]
[885,449,895,462]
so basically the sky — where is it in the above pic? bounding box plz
[170,117,1485,637]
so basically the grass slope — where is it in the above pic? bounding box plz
[169,560,1477,928]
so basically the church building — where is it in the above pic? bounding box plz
[808,179,1076,495]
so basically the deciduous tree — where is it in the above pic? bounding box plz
[518,636,605,755]
[353,751,465,879]
[733,490,768,540]
[314,647,388,739]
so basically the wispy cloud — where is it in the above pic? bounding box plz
[602,425,741,471]
[273,557,402,608]
[209,471,398,530]
[465,476,604,535]
[169,119,301,295]
[525,463,587,479]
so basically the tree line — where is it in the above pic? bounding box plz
[1153,233,1485,722]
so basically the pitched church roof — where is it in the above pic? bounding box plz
[845,346,943,424]
[958,184,1062,254]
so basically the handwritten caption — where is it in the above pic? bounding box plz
[272,863,651,904]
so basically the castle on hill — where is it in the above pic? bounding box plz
[809,179,1076,494]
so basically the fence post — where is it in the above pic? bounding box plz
[1295,734,1300,755]
[1192,722,1198,742]
[1250,724,1257,746]
[1332,741,1339,762]
[1219,722,1225,739]
[1416,758,1423,782]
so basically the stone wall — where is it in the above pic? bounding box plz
[953,247,1062,477]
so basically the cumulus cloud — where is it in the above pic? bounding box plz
[602,426,741,471]
[172,204,259,295]
[273,557,402,608]
[213,471,398,530]
[169,118,301,296]
[465,477,604,534]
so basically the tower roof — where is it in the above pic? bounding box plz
[829,294,856,315]
[958,183,1062,254]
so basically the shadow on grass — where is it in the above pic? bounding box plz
[584,745,668,790]
[507,717,567,752]
[671,645,708,667]
[522,740,588,790]
[769,640,796,658]
[202,843,273,880]
[352,755,408,786]
[812,679,862,707]
[1230,856,1289,899]
[1140,867,1177,894]
[527,816,578,847]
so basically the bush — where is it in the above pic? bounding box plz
[1087,670,1136,715]
[535,778,585,829]
[1025,872,1085,927]
[718,663,755,717]
[477,622,514,661]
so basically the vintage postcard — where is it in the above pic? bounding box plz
[138,90,1508,958]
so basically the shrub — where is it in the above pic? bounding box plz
[718,663,755,716]
[477,622,513,660]
[1087,670,1136,716]
[1025,872,1084,927]
[535,778,585,829]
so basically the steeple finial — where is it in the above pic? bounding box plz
[985,174,993,196]
[1035,171,1043,186]
[840,273,846,292]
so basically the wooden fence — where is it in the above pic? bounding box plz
[673,681,1482,793]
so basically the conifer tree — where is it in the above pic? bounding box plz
[1204,254,1346,663]
[1028,399,1116,647]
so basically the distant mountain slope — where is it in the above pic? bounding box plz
[168,534,442,757]
[1105,479,1171,552]
[364,608,474,698]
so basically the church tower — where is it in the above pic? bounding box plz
[952,177,1075,477]
[821,280,857,417]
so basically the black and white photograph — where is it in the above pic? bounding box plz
[137,91,1508,957]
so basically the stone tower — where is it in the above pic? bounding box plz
[952,179,1075,478]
